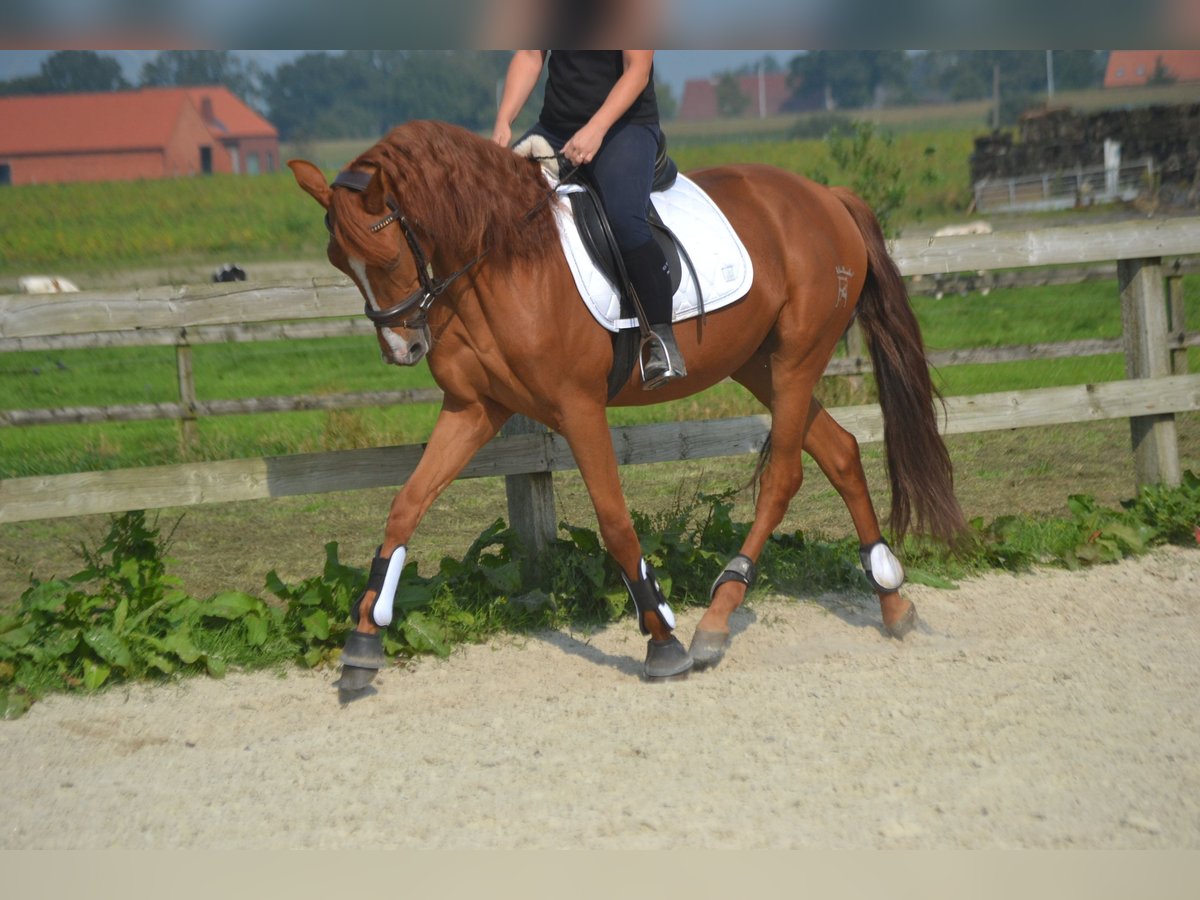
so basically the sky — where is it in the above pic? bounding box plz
[0,50,790,99]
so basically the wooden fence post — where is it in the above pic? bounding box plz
[501,414,558,557]
[1118,257,1181,488]
[175,329,199,455]
[1167,268,1188,376]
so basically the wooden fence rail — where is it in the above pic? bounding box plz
[2,217,1199,533]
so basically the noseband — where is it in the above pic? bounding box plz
[328,169,481,330]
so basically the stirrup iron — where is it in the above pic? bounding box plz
[639,325,687,390]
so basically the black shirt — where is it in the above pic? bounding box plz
[539,51,659,134]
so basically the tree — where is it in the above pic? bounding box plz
[788,51,909,110]
[0,74,47,96]
[262,52,382,140]
[714,71,750,117]
[139,51,262,105]
[919,50,1106,103]
[40,51,129,93]
[655,80,678,121]
[265,51,511,141]
[1147,55,1177,86]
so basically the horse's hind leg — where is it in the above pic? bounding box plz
[803,403,916,637]
[693,375,913,665]
[692,365,820,663]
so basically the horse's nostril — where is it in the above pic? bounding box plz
[409,344,423,357]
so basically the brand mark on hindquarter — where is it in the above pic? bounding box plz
[835,266,854,307]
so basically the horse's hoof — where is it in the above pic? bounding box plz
[688,629,731,670]
[643,635,693,681]
[340,629,386,669]
[333,664,379,692]
[884,603,918,639]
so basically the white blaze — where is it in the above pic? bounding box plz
[349,256,412,363]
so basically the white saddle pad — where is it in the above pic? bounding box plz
[550,173,754,332]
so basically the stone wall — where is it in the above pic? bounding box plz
[970,103,1200,199]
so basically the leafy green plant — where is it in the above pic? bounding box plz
[812,122,910,237]
[0,511,278,718]
[4,472,1198,720]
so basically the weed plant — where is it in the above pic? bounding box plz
[4,474,1198,719]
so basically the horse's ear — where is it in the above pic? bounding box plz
[288,159,332,209]
[361,169,388,215]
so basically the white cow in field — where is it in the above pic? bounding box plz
[19,275,81,293]
[933,221,993,237]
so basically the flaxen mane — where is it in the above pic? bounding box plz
[330,119,560,270]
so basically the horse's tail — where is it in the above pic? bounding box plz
[832,186,967,545]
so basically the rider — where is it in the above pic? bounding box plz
[491,50,686,390]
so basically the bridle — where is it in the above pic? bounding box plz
[327,169,486,331]
[327,161,568,332]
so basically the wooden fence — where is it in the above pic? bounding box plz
[2,217,1199,550]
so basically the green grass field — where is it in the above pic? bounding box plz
[3,276,1197,479]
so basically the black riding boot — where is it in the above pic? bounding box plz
[624,239,687,390]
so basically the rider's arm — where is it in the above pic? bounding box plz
[492,50,547,146]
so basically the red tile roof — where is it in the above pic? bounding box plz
[1105,51,1200,86]
[0,86,276,156]
[184,86,276,139]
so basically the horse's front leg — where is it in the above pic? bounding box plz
[336,397,510,691]
[558,406,693,681]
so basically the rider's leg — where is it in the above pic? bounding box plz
[589,122,685,389]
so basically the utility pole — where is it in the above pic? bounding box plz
[992,63,1000,129]
[1046,50,1055,101]
[758,59,766,119]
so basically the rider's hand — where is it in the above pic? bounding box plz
[491,122,512,147]
[562,122,606,166]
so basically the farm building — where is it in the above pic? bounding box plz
[0,86,279,186]
[1105,51,1200,87]
[678,72,792,120]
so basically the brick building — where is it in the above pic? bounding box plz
[678,72,792,121]
[1105,51,1200,87]
[0,86,279,186]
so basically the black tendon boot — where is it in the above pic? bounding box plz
[624,239,687,390]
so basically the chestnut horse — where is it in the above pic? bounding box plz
[289,119,965,690]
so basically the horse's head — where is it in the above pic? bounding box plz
[289,158,432,367]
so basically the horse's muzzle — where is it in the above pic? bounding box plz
[377,323,431,367]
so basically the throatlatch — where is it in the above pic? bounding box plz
[351,545,407,628]
[859,539,905,593]
[622,558,677,636]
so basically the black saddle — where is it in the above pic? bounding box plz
[563,136,701,399]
